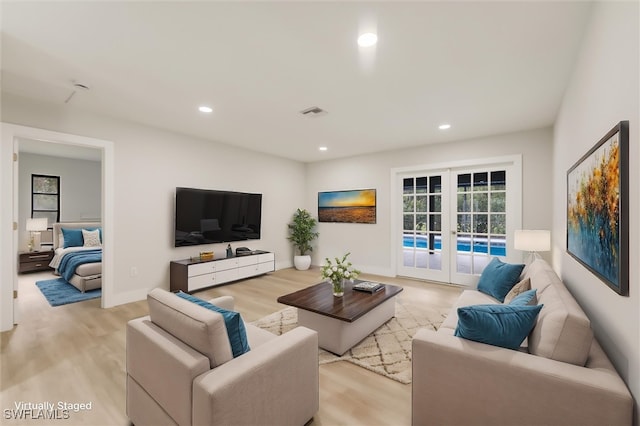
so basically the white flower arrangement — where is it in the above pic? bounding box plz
[321,252,361,287]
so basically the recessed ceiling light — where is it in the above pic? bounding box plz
[319,146,328,152]
[357,33,378,47]
[199,106,213,113]
[439,123,451,130]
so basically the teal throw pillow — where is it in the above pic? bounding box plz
[61,228,84,248]
[176,292,250,357]
[454,304,543,350]
[509,289,537,306]
[477,257,525,302]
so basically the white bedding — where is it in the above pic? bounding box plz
[49,246,103,270]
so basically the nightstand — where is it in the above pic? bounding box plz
[18,250,54,274]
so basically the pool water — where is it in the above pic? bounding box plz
[403,235,506,256]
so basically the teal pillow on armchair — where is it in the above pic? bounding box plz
[477,257,525,302]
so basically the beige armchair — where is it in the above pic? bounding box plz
[126,288,319,426]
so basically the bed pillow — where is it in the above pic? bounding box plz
[82,229,102,247]
[477,257,525,302]
[61,228,84,248]
[454,304,543,350]
[177,291,250,358]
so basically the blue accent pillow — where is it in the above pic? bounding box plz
[509,289,537,306]
[454,304,543,350]
[477,257,525,302]
[176,292,250,358]
[62,228,84,248]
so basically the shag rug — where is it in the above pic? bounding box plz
[35,278,101,307]
[251,302,449,384]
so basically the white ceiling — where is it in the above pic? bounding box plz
[1,1,592,163]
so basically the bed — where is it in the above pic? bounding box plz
[49,222,102,292]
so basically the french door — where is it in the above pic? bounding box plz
[396,158,521,286]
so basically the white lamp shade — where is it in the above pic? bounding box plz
[514,230,550,252]
[26,217,48,232]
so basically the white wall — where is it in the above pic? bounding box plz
[553,2,639,423]
[1,93,306,307]
[306,127,553,275]
[17,152,101,250]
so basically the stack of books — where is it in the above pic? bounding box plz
[353,281,384,293]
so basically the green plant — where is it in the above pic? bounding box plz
[321,252,361,285]
[287,208,319,255]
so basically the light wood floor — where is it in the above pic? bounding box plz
[1,267,462,426]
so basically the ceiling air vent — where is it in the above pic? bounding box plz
[300,106,327,117]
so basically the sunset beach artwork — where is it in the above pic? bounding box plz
[318,189,376,224]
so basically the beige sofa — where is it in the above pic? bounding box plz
[412,258,633,426]
[127,288,319,426]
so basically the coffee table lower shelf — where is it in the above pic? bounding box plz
[298,297,396,356]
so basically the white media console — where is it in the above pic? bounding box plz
[170,250,275,292]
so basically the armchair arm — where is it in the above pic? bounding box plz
[193,326,319,426]
[412,329,632,426]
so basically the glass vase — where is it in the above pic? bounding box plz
[332,278,344,297]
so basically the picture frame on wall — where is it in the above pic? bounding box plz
[318,189,376,224]
[566,121,629,296]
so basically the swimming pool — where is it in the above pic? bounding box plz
[403,235,506,256]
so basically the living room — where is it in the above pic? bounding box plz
[1,1,638,425]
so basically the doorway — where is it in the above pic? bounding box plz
[393,156,522,287]
[1,123,114,330]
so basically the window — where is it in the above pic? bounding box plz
[32,174,60,226]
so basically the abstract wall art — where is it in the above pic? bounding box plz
[566,121,629,296]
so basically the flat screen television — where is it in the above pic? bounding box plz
[174,187,262,247]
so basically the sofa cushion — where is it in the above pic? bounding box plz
[503,277,531,304]
[477,257,525,302]
[177,291,250,358]
[509,289,537,306]
[147,288,233,368]
[454,304,543,350]
[439,290,499,332]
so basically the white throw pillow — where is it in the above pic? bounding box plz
[82,229,101,247]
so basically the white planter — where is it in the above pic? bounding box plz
[294,255,312,271]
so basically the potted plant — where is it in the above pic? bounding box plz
[287,208,319,270]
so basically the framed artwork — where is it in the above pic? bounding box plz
[318,189,376,224]
[566,121,629,296]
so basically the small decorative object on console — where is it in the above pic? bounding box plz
[199,251,214,260]
[321,252,361,297]
[353,281,384,293]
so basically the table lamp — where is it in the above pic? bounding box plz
[26,217,48,252]
[514,229,550,263]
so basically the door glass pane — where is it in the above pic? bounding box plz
[416,251,428,268]
[490,171,506,190]
[458,174,471,192]
[403,215,414,230]
[430,176,442,193]
[490,214,505,234]
[457,234,472,253]
[473,193,488,211]
[429,251,442,270]
[457,254,472,273]
[403,196,414,213]
[415,196,428,212]
[416,177,428,194]
[473,214,488,233]
[473,255,490,272]
[32,211,57,226]
[457,194,471,212]
[429,214,441,232]
[490,192,506,212]
[429,195,441,212]
[403,178,414,194]
[489,236,506,256]
[473,173,488,191]
[415,215,427,231]
[458,214,471,232]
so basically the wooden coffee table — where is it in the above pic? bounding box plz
[277,280,403,355]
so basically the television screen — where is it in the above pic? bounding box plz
[174,187,262,247]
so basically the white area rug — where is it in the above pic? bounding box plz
[251,303,449,384]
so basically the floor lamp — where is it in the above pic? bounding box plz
[514,230,550,264]
[26,218,48,252]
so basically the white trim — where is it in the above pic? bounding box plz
[1,123,115,331]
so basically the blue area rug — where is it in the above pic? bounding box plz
[35,278,101,307]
